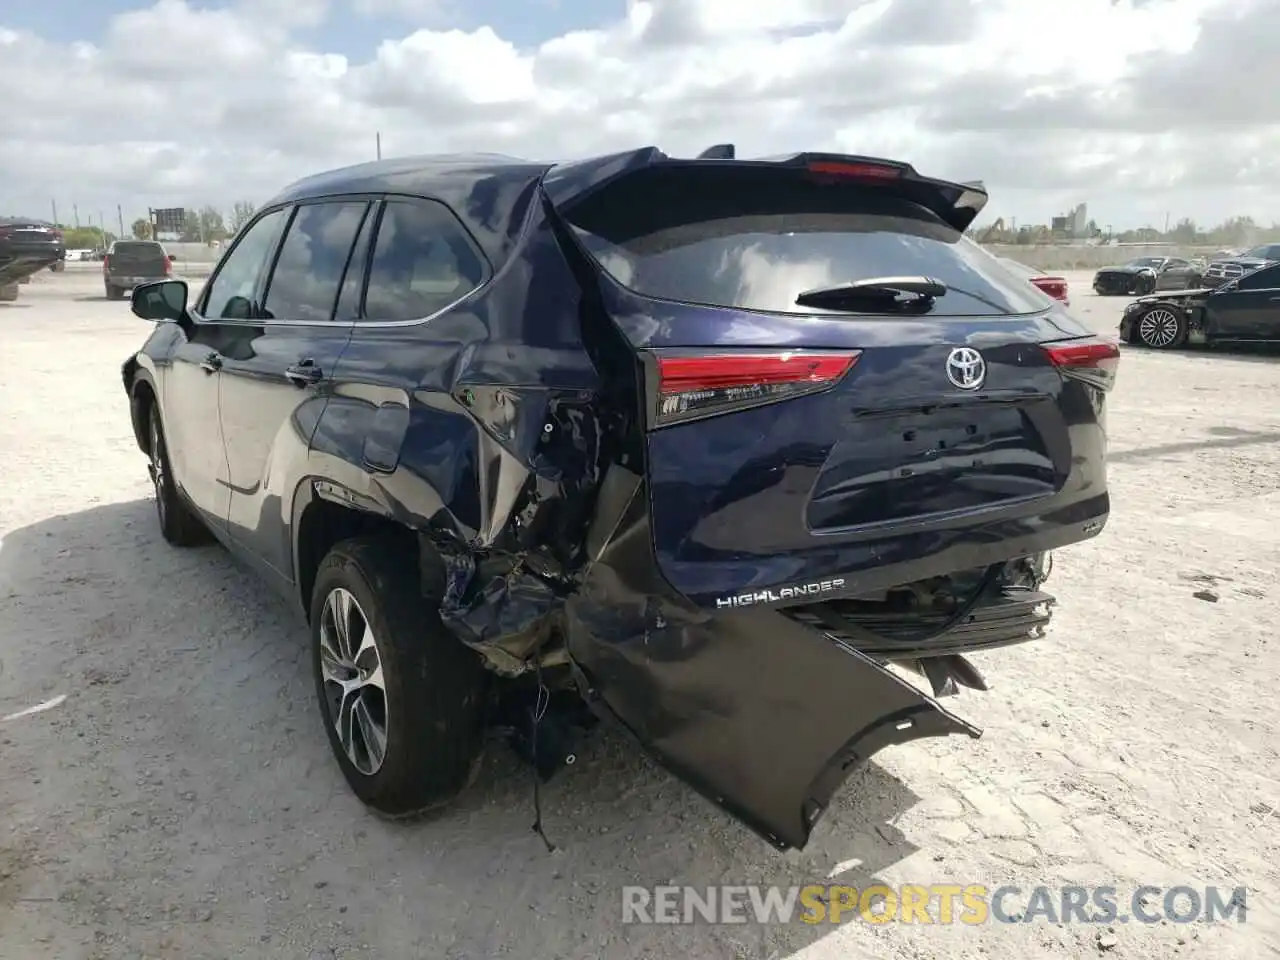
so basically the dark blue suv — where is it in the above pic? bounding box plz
[121,146,1118,852]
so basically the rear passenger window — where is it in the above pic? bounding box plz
[263,202,369,323]
[361,199,487,322]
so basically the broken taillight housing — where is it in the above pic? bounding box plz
[652,351,860,427]
[1042,336,1120,391]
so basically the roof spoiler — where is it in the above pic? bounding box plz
[542,146,990,233]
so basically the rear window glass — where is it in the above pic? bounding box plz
[112,242,165,257]
[563,168,1049,317]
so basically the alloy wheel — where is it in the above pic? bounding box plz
[319,587,389,776]
[1138,308,1180,348]
[149,416,167,526]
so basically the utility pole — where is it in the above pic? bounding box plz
[1164,212,1170,234]
[99,211,105,241]
[51,199,58,226]
[117,205,125,240]
[73,205,80,228]
[376,131,382,160]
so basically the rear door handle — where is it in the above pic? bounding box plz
[284,359,323,386]
[199,352,222,374]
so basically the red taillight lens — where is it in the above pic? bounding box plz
[654,351,860,426]
[52,228,63,241]
[806,161,903,182]
[102,255,110,270]
[1031,277,1068,301]
[1043,336,1120,391]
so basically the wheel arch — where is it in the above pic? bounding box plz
[290,478,422,623]
[128,369,160,455]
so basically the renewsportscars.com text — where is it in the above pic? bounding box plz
[621,884,1248,926]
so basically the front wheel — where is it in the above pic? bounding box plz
[147,410,211,545]
[310,537,487,818]
[1135,305,1187,349]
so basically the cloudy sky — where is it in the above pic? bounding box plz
[0,0,1274,232]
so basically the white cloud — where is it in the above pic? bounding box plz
[0,0,1276,230]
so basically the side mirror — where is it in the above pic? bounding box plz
[167,254,177,263]
[132,279,189,322]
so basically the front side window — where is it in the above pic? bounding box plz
[361,199,487,323]
[1237,265,1280,290]
[202,208,287,319]
[262,202,369,323]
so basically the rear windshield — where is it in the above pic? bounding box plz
[112,242,165,257]
[562,167,1050,317]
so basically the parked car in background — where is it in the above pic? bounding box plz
[1201,243,1280,288]
[1092,257,1203,296]
[0,216,66,301]
[999,257,1070,305]
[1120,261,1280,349]
[103,239,175,300]
[121,147,1118,852]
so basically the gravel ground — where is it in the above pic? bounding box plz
[1,270,1278,960]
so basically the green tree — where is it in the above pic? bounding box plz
[229,200,256,233]
[198,205,227,242]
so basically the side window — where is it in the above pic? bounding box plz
[362,198,487,323]
[262,201,369,323]
[202,208,287,319]
[1166,259,1188,269]
[1238,265,1280,290]
[333,205,376,322]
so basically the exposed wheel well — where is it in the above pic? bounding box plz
[295,499,418,623]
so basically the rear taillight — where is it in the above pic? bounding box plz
[1030,277,1069,302]
[52,228,63,241]
[653,351,860,427]
[102,255,110,270]
[1043,336,1120,391]
[806,160,904,183]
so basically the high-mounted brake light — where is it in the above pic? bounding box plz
[806,161,903,181]
[654,351,860,427]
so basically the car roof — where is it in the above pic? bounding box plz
[264,153,554,266]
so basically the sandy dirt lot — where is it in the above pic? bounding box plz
[1,270,1278,960]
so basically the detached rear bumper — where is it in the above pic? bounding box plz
[564,467,984,851]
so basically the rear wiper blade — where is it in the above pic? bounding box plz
[795,276,948,312]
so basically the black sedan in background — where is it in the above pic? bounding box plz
[1093,256,1203,296]
[0,217,66,299]
[1119,261,1280,349]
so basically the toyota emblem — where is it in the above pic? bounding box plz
[945,347,986,390]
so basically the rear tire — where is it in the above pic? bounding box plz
[147,409,212,546]
[106,284,123,300]
[1134,305,1187,350]
[0,283,17,302]
[310,536,487,818]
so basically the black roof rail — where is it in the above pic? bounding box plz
[695,144,736,160]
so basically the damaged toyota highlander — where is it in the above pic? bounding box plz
[120,146,1117,852]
